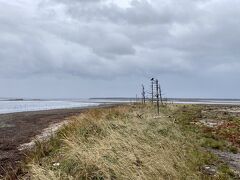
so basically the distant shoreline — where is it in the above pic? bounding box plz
[169,100,240,105]
[1,99,240,116]
[1,97,240,102]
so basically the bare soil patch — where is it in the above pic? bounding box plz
[210,149,240,177]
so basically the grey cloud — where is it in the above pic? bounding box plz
[0,0,240,98]
[1,0,239,77]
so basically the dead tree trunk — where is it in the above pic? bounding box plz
[159,84,163,105]
[155,79,160,115]
[151,78,154,104]
[142,84,146,104]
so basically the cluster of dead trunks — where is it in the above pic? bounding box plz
[141,78,164,114]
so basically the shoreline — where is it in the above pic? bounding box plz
[0,104,119,176]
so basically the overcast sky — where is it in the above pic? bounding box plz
[0,0,240,99]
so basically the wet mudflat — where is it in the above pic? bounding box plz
[0,106,111,176]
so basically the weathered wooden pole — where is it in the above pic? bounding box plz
[151,78,154,104]
[155,79,160,114]
[159,84,163,105]
[142,84,146,104]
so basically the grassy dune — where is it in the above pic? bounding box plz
[13,104,234,179]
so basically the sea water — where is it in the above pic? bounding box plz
[0,100,100,114]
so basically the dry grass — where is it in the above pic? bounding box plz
[23,104,216,179]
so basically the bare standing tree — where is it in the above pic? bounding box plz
[159,84,163,105]
[155,79,160,114]
[151,78,154,104]
[142,84,146,104]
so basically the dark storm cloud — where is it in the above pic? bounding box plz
[0,0,240,98]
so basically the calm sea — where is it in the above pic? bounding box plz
[0,98,240,115]
[0,100,100,114]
